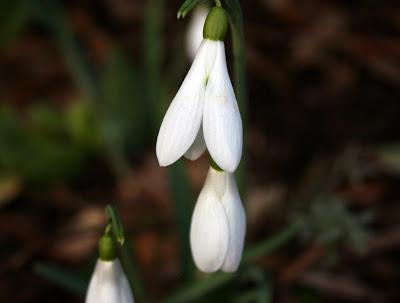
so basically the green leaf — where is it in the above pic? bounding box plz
[143,0,165,128]
[0,1,31,49]
[34,262,88,295]
[177,0,208,18]
[0,104,87,187]
[243,223,298,262]
[100,47,148,175]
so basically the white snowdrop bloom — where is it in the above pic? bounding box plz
[186,5,209,59]
[190,166,246,272]
[156,7,242,173]
[86,259,134,303]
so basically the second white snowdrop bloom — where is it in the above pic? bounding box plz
[190,166,246,272]
[156,6,242,173]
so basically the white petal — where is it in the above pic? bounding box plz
[185,5,208,59]
[86,259,134,303]
[156,40,218,167]
[205,165,228,198]
[190,171,229,272]
[203,42,243,173]
[220,174,246,272]
[184,126,206,160]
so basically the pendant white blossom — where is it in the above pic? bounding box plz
[190,166,246,272]
[85,259,134,303]
[156,38,242,173]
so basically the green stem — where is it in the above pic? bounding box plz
[225,0,248,197]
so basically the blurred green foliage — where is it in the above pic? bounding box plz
[294,192,371,255]
[0,0,31,49]
[0,104,89,187]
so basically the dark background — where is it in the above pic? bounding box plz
[0,0,399,302]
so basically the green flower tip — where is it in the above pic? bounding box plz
[203,6,228,41]
[98,234,117,261]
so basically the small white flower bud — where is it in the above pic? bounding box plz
[85,259,134,303]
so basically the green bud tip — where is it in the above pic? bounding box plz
[98,234,117,261]
[203,6,229,41]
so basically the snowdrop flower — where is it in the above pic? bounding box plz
[190,166,246,272]
[157,6,243,173]
[186,5,208,59]
[86,235,134,303]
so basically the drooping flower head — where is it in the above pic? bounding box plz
[156,6,243,173]
[86,234,134,303]
[190,166,246,272]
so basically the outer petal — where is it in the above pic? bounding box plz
[185,5,208,59]
[220,174,246,272]
[203,42,243,173]
[184,126,206,160]
[156,40,217,167]
[190,170,229,272]
[86,259,134,303]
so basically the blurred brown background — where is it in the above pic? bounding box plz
[0,0,399,302]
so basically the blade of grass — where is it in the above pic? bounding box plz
[34,262,88,295]
[225,0,248,197]
[164,271,234,303]
[243,223,298,262]
[242,267,272,303]
[177,0,208,18]
[168,162,196,282]
[31,0,97,97]
[143,0,164,130]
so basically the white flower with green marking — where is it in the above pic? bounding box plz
[156,7,242,173]
[85,259,134,303]
[86,235,134,303]
[190,166,246,272]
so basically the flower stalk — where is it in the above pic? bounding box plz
[225,0,248,195]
